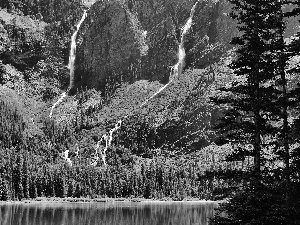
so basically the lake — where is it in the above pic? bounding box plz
[0,201,217,225]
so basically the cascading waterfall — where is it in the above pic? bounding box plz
[68,10,88,90]
[49,10,87,119]
[140,0,199,107]
[93,120,122,166]
[48,10,87,166]
[47,0,208,167]
[92,0,201,167]
[49,91,67,119]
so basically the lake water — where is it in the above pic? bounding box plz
[0,201,217,225]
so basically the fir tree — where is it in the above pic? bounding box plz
[22,155,30,199]
[212,0,288,187]
[212,1,300,224]
[285,0,300,204]
[15,154,24,200]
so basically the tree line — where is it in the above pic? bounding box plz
[0,96,242,201]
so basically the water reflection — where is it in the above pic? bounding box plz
[0,201,217,225]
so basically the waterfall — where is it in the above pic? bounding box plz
[49,10,87,118]
[140,0,200,107]
[92,0,201,167]
[68,10,88,90]
[49,92,67,118]
[47,0,206,167]
[93,120,122,167]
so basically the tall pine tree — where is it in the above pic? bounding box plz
[213,0,288,187]
[212,1,300,224]
[285,0,300,202]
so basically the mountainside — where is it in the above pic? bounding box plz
[74,0,237,94]
[1,0,299,162]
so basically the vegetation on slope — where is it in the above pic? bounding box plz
[0,0,242,202]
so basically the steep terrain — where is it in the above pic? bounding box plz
[74,0,237,93]
[1,0,299,160]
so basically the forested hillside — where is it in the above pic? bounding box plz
[1,0,300,224]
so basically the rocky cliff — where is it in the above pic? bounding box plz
[73,0,237,94]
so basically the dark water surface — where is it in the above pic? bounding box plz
[0,201,217,225]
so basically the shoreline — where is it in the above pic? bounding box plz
[0,197,225,205]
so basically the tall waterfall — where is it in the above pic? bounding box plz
[49,10,87,118]
[68,10,88,90]
[140,0,199,107]
[92,0,201,167]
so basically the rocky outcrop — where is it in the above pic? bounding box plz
[74,1,142,93]
[74,0,235,94]
[74,0,172,94]
[74,0,299,95]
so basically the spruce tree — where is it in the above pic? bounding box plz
[212,0,287,187]
[212,1,300,224]
[271,0,298,199]
[15,154,24,200]
[285,0,300,203]
[22,156,30,199]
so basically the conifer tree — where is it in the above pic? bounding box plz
[15,154,24,200]
[212,0,290,187]
[23,156,30,199]
[212,1,300,224]
[285,0,300,200]
[271,0,300,197]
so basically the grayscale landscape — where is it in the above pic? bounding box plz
[0,0,300,224]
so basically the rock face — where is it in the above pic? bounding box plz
[73,0,237,94]
[74,0,144,93]
[74,0,172,94]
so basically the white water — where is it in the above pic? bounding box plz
[49,92,67,118]
[93,120,122,166]
[48,1,203,167]
[92,0,200,167]
[60,149,73,166]
[49,10,87,119]
[140,0,199,107]
[49,10,87,166]
[68,10,88,90]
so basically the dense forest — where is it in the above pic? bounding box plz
[1,0,300,224]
